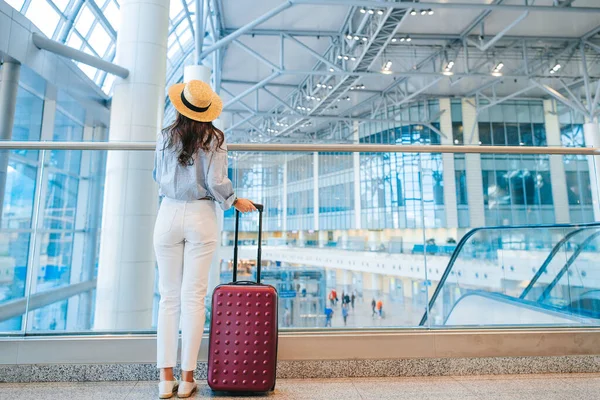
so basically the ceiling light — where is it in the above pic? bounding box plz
[297,106,302,110]
[443,71,454,76]
[382,60,393,74]
[337,55,343,60]
[494,62,504,72]
[353,35,360,41]
[306,95,311,100]
[362,37,368,42]
[421,10,427,15]
[410,10,417,16]
[344,55,349,60]
[428,9,434,15]
[550,63,561,74]
[346,97,351,101]
[368,9,374,15]
[406,36,412,42]
[316,97,321,101]
[400,37,405,42]
[329,67,335,72]
[316,83,322,88]
[328,85,333,89]
[346,34,353,40]
[360,8,366,13]
[377,10,384,15]
[350,86,355,90]
[391,38,397,43]
[306,108,311,111]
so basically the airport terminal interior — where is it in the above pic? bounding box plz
[1,0,600,398]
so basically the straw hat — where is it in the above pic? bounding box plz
[168,80,223,122]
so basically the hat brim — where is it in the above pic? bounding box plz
[168,83,223,123]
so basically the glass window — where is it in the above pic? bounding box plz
[88,25,111,57]
[104,1,120,31]
[519,123,533,146]
[67,31,84,50]
[536,171,553,205]
[52,0,70,12]
[26,0,60,38]
[5,0,25,11]
[170,0,184,18]
[566,171,593,205]
[75,5,95,37]
[506,123,519,146]
[483,170,510,207]
[455,170,468,205]
[492,122,506,145]
[478,122,491,145]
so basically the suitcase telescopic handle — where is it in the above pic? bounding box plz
[232,202,263,283]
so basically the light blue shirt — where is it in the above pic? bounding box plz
[153,134,236,210]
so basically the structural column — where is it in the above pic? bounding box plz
[313,152,319,230]
[438,98,458,228]
[0,61,21,222]
[282,156,288,240]
[461,99,486,227]
[95,0,170,330]
[583,119,600,221]
[353,121,362,229]
[543,99,570,223]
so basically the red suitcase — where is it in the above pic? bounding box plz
[207,204,278,393]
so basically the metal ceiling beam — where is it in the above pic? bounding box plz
[530,80,589,116]
[223,72,280,109]
[232,40,280,71]
[283,33,342,72]
[32,33,129,79]
[224,29,340,37]
[194,0,204,64]
[226,110,434,125]
[199,1,294,60]
[291,0,600,14]
[476,11,529,51]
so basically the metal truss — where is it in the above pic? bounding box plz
[197,0,600,143]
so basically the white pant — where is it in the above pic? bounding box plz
[154,198,218,371]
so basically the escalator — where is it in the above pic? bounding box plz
[419,222,600,327]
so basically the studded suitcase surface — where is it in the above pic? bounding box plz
[207,204,278,392]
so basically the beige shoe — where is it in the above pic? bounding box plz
[177,379,197,398]
[159,380,179,399]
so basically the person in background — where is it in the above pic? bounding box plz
[329,290,336,307]
[351,291,356,310]
[371,298,377,317]
[325,306,334,327]
[284,307,291,327]
[376,299,384,319]
[153,80,257,399]
[342,303,349,326]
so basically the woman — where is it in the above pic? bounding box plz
[153,80,256,399]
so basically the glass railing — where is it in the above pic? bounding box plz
[0,142,599,335]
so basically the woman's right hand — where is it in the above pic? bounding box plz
[234,198,258,213]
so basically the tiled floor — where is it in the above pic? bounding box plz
[0,374,598,399]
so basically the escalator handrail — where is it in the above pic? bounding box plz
[444,290,595,325]
[519,226,600,300]
[537,230,600,303]
[418,221,600,326]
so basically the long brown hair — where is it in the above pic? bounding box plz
[162,112,225,166]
